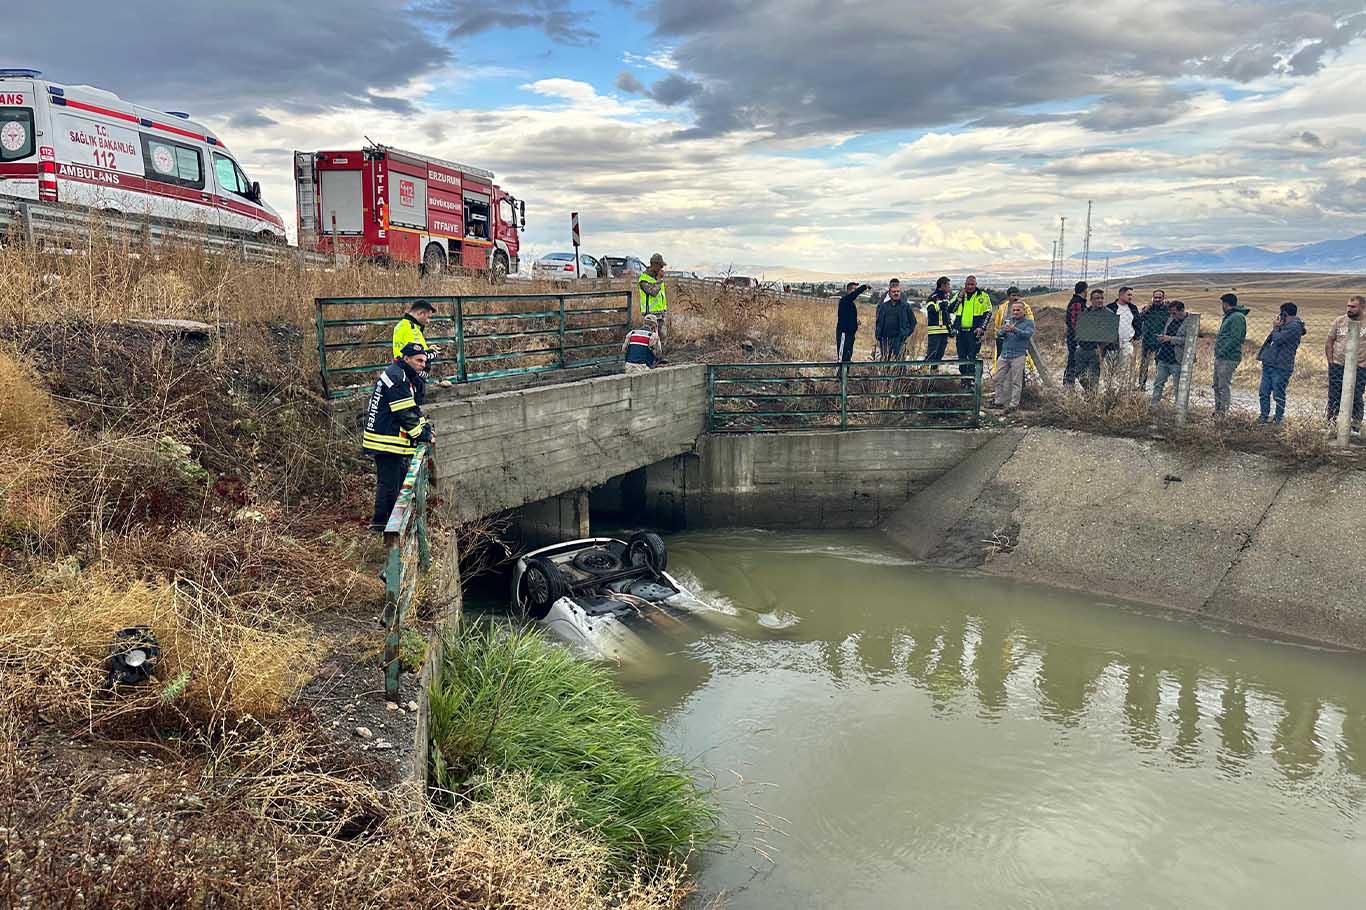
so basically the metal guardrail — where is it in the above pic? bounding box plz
[382,441,432,702]
[314,291,632,399]
[708,360,983,432]
[0,197,328,266]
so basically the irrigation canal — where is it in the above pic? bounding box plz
[479,528,1366,908]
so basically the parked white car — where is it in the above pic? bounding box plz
[531,251,604,280]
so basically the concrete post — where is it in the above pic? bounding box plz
[1025,337,1055,390]
[575,488,591,538]
[1175,313,1200,427]
[18,202,34,244]
[1335,318,1361,448]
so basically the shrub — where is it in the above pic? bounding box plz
[428,624,721,873]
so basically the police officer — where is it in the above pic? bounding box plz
[638,253,669,349]
[364,342,434,531]
[392,299,434,359]
[953,274,993,381]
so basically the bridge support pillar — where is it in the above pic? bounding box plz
[516,488,591,547]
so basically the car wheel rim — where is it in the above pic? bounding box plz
[527,571,549,604]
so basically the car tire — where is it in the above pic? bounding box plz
[422,243,446,277]
[626,532,667,574]
[491,252,509,283]
[522,557,567,620]
[573,548,622,575]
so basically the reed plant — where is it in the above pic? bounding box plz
[428,624,721,873]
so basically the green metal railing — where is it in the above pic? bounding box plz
[382,442,432,702]
[707,360,983,433]
[315,291,632,399]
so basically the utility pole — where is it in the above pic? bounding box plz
[1081,200,1093,282]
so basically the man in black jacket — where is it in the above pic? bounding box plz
[1063,280,1088,387]
[836,281,869,362]
[364,342,435,531]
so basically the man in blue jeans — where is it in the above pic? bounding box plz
[1255,302,1306,423]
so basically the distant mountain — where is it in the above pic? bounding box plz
[1120,233,1366,273]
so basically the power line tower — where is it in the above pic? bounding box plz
[1049,240,1058,287]
[1081,200,1093,282]
[1103,256,1110,284]
[1057,216,1066,285]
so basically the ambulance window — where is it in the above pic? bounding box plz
[140,135,204,189]
[213,154,243,194]
[0,108,35,162]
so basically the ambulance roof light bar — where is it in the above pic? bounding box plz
[0,69,43,78]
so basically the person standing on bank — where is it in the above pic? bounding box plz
[924,277,953,362]
[1150,300,1188,404]
[1063,280,1088,387]
[1255,302,1306,424]
[953,275,993,382]
[622,314,662,374]
[1212,292,1249,416]
[638,253,669,349]
[1326,295,1366,432]
[1074,288,1109,391]
[364,342,434,532]
[836,281,870,363]
[1107,286,1141,376]
[392,299,434,358]
[875,279,916,360]
[991,299,1035,413]
[1138,289,1168,389]
[989,287,1035,373]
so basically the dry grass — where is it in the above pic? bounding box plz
[0,570,321,730]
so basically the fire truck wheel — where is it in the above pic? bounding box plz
[422,244,446,277]
[492,252,509,283]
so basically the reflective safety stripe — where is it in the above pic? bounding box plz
[389,397,417,412]
[363,431,415,453]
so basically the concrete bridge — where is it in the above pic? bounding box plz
[424,363,996,536]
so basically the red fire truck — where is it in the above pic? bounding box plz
[294,144,524,278]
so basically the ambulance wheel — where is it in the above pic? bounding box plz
[422,244,446,277]
[491,252,509,283]
[258,230,284,245]
[522,557,567,620]
[627,532,667,574]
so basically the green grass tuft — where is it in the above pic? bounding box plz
[428,623,721,873]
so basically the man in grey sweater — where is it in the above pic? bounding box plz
[992,299,1034,412]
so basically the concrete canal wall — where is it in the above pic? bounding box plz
[637,428,1001,528]
[881,427,1366,651]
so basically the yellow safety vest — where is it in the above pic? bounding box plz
[392,315,429,360]
[957,290,992,330]
[638,273,668,315]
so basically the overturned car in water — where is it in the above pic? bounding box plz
[510,533,707,661]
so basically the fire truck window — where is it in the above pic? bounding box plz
[140,135,204,189]
[0,108,36,162]
[465,200,489,239]
[498,198,514,226]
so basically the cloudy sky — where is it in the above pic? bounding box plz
[12,0,1366,275]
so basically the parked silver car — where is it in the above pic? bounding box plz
[532,252,605,280]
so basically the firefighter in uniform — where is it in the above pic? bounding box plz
[924,276,953,362]
[364,342,434,531]
[622,314,662,374]
[638,253,669,350]
[953,274,993,382]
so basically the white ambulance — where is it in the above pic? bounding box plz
[0,68,285,239]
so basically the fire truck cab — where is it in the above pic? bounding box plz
[295,144,524,278]
[0,68,285,239]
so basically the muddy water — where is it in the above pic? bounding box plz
[613,530,1366,909]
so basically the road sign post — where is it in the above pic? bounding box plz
[571,211,581,279]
